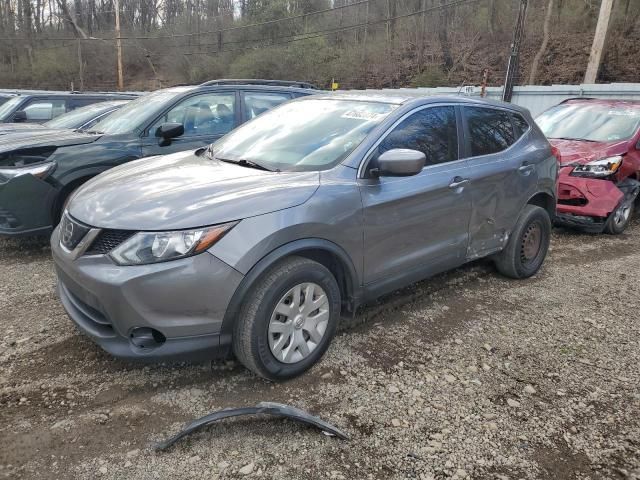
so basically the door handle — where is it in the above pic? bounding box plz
[518,162,534,174]
[448,177,470,189]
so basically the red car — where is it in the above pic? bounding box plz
[536,99,640,234]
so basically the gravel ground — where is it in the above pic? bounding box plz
[1,223,639,480]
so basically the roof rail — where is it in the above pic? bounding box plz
[200,79,318,89]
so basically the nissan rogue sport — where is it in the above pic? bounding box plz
[52,92,557,380]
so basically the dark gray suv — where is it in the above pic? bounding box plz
[51,92,557,380]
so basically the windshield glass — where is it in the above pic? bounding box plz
[210,98,397,172]
[91,90,183,135]
[44,102,119,129]
[0,97,23,121]
[537,103,640,142]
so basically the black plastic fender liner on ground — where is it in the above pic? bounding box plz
[153,402,349,451]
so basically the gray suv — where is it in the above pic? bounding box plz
[51,92,557,380]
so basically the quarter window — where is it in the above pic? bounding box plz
[243,92,290,120]
[372,106,458,167]
[512,113,530,139]
[149,93,236,137]
[465,107,515,156]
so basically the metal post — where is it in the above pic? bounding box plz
[502,0,528,102]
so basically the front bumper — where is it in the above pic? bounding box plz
[51,226,244,361]
[555,172,640,232]
[0,173,58,236]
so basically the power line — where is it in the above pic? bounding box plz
[147,0,483,57]
[0,0,371,42]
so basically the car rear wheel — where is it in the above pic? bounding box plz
[494,205,551,279]
[232,256,341,381]
[604,201,633,235]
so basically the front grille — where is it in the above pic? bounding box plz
[60,214,91,251]
[86,229,136,255]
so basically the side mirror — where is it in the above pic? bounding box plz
[155,122,184,145]
[13,110,27,123]
[375,149,426,177]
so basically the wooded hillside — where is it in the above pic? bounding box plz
[0,0,638,90]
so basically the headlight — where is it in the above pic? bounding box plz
[109,222,237,266]
[0,161,55,180]
[571,156,623,178]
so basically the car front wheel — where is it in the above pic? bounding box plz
[494,205,551,279]
[232,256,341,381]
[604,201,633,235]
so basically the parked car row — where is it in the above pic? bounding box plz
[1,80,639,381]
[0,90,139,124]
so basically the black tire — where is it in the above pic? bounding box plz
[604,201,634,235]
[232,256,341,381]
[494,205,551,279]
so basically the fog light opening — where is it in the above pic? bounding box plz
[130,327,166,350]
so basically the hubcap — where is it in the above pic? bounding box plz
[268,283,330,364]
[613,204,631,226]
[520,222,542,264]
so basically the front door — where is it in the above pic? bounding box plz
[141,91,239,156]
[359,105,472,285]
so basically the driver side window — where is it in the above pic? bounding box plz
[149,93,236,137]
[370,106,458,168]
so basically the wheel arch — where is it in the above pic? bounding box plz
[526,191,556,219]
[220,239,360,337]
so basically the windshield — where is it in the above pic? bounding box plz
[44,102,120,129]
[91,90,183,135]
[537,103,640,142]
[0,97,23,121]
[210,98,397,172]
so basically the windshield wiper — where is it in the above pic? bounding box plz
[215,156,277,172]
[550,137,598,142]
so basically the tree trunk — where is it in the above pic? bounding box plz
[528,0,554,85]
[438,0,453,70]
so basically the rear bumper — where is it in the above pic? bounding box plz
[51,226,242,361]
[0,174,57,236]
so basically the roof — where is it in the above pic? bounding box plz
[562,97,640,108]
[304,89,528,112]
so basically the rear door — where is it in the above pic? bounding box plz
[141,91,239,156]
[359,104,472,285]
[462,106,539,257]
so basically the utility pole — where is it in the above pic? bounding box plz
[502,0,528,102]
[584,0,614,84]
[115,0,124,91]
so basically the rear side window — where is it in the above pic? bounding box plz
[372,106,458,167]
[243,92,290,120]
[512,113,530,139]
[464,107,515,156]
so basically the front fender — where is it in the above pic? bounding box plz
[219,237,359,337]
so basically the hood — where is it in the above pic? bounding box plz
[0,123,47,136]
[549,138,630,166]
[0,129,99,154]
[68,150,320,231]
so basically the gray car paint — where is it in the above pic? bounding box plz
[52,93,557,361]
[68,150,320,230]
